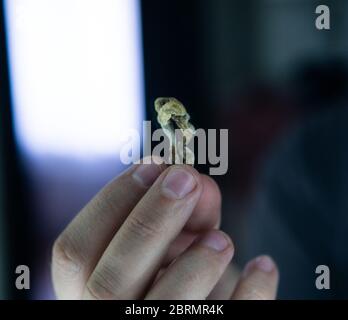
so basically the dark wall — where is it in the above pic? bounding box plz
[0,0,34,299]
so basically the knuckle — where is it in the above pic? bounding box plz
[86,281,115,300]
[52,236,83,278]
[184,269,201,284]
[91,188,120,216]
[245,288,268,300]
[179,259,202,284]
[239,281,270,300]
[89,176,130,217]
[126,214,164,240]
[86,268,123,300]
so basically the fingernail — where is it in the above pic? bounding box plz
[161,168,196,199]
[132,163,162,187]
[243,255,275,276]
[255,256,275,272]
[199,231,231,252]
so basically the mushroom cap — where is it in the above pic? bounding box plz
[155,97,189,126]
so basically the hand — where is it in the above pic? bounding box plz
[52,158,278,299]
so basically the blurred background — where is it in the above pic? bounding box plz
[1,0,348,299]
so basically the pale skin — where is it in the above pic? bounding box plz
[52,158,279,300]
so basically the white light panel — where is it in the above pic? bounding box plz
[5,0,144,157]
